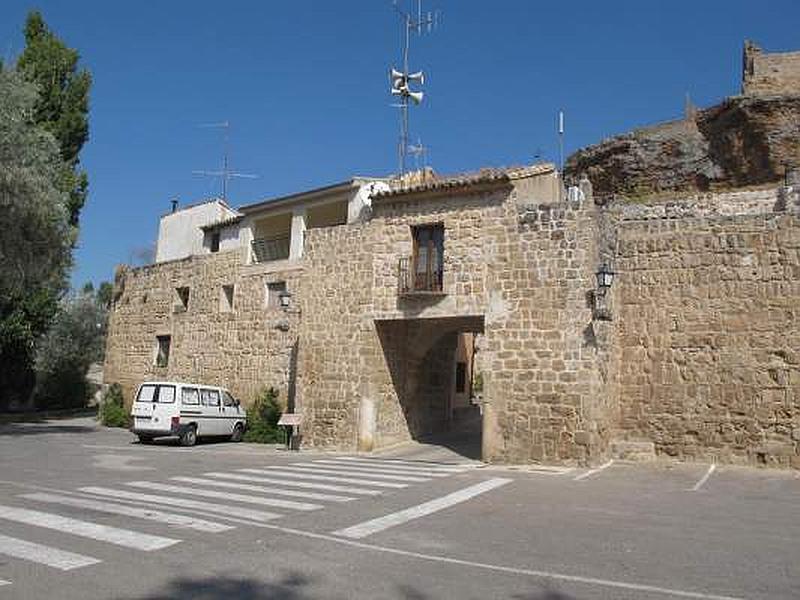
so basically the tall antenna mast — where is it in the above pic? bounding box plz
[389,0,439,178]
[558,109,565,173]
[193,120,258,202]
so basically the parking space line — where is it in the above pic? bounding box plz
[0,533,101,571]
[689,464,716,492]
[573,460,614,481]
[333,478,512,539]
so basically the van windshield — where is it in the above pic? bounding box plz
[136,384,176,403]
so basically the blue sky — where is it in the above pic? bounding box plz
[2,0,798,288]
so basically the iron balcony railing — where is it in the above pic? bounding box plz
[251,235,290,263]
[398,256,444,295]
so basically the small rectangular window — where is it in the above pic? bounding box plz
[155,335,171,367]
[181,387,199,405]
[455,362,467,394]
[156,385,176,403]
[175,286,190,311]
[220,284,234,312]
[266,281,287,309]
[200,389,220,407]
[210,231,220,253]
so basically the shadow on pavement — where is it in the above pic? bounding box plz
[0,423,96,436]
[133,573,317,600]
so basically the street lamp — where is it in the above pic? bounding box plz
[278,290,293,311]
[595,263,615,295]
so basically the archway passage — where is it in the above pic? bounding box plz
[374,315,485,460]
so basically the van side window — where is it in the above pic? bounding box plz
[158,385,176,403]
[181,387,199,405]
[222,392,236,407]
[200,389,220,407]
[137,385,157,403]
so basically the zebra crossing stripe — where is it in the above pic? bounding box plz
[239,468,408,489]
[308,460,453,478]
[0,505,179,551]
[79,487,282,523]
[0,533,101,571]
[126,481,322,511]
[334,457,474,472]
[284,464,430,482]
[204,472,382,496]
[171,476,355,502]
[21,492,233,533]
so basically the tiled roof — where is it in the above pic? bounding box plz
[374,163,556,200]
[199,214,244,231]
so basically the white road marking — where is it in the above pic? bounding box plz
[310,460,453,477]
[334,457,473,472]
[21,492,233,533]
[171,476,354,502]
[79,486,282,522]
[239,468,408,489]
[126,481,322,511]
[0,578,10,585]
[334,478,512,539]
[227,521,747,600]
[573,460,614,481]
[205,472,382,496]
[0,504,179,551]
[0,533,101,571]
[285,464,431,482]
[690,464,717,492]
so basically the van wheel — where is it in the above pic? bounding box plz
[180,425,197,447]
[137,434,154,444]
[230,423,244,443]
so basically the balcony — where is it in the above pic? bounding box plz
[251,235,290,263]
[398,256,444,296]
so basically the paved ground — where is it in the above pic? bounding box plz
[0,417,797,599]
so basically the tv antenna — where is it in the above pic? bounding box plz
[389,0,440,178]
[192,120,258,202]
[408,137,428,172]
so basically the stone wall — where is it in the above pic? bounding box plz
[611,188,800,467]
[297,171,613,464]
[104,248,302,407]
[743,41,800,96]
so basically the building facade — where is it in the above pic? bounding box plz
[104,165,800,467]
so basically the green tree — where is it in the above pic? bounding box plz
[17,10,91,226]
[96,281,114,310]
[33,292,107,409]
[0,67,73,410]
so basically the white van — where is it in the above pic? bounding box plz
[130,381,246,446]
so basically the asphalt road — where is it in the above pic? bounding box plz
[0,417,797,600]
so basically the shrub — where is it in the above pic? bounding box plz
[99,383,129,428]
[243,386,283,443]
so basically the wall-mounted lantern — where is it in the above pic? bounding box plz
[595,263,615,295]
[278,290,293,311]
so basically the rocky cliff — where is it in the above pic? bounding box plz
[565,94,800,198]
